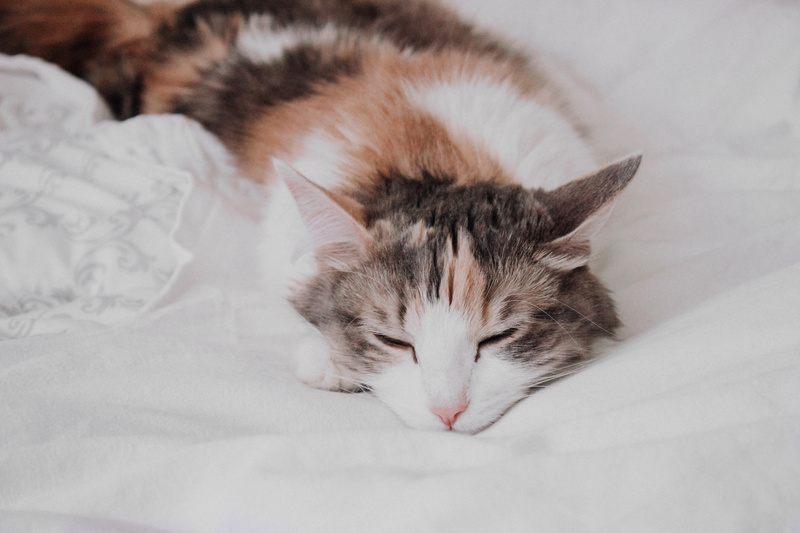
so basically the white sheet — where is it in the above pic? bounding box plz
[1,0,799,531]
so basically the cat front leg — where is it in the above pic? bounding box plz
[291,330,363,392]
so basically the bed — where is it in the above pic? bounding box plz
[1,0,799,531]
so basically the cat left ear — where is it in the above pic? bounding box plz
[273,159,370,266]
[537,153,642,271]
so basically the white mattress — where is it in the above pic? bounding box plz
[1,0,799,531]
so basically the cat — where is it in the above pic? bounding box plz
[0,0,641,433]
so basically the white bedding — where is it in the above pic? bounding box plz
[1,0,799,531]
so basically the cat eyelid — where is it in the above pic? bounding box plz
[478,328,518,348]
[373,333,417,362]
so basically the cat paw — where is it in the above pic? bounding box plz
[292,333,353,391]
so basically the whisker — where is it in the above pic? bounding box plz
[341,313,367,336]
[501,298,582,349]
[324,372,372,393]
[540,294,615,336]
[525,359,595,388]
[501,291,615,336]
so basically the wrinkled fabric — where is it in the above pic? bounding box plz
[0,56,193,338]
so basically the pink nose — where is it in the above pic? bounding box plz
[430,403,468,428]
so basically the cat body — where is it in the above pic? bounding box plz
[0,0,640,433]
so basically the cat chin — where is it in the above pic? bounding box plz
[367,355,535,434]
[374,392,514,434]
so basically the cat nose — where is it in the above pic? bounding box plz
[430,403,468,428]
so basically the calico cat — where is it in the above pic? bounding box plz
[0,0,641,433]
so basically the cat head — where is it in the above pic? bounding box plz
[276,154,640,433]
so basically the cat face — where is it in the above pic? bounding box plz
[277,156,640,433]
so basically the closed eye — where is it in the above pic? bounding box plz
[475,328,518,362]
[478,328,518,349]
[374,333,417,363]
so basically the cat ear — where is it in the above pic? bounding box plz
[273,159,370,265]
[537,153,642,271]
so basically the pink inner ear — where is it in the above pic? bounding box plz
[273,159,370,262]
[536,237,591,271]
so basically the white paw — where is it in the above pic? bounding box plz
[292,333,351,391]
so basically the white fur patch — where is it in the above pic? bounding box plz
[369,343,538,433]
[411,301,475,407]
[368,300,545,433]
[236,16,343,63]
[287,131,352,190]
[403,78,597,189]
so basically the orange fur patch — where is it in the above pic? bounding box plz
[238,45,542,187]
[440,231,488,319]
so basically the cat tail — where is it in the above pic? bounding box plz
[0,0,176,117]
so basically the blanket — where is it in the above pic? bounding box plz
[1,0,799,531]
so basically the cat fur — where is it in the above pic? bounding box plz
[0,0,641,433]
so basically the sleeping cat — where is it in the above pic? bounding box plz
[0,0,640,433]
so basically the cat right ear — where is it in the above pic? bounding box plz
[536,153,641,271]
[273,159,370,266]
